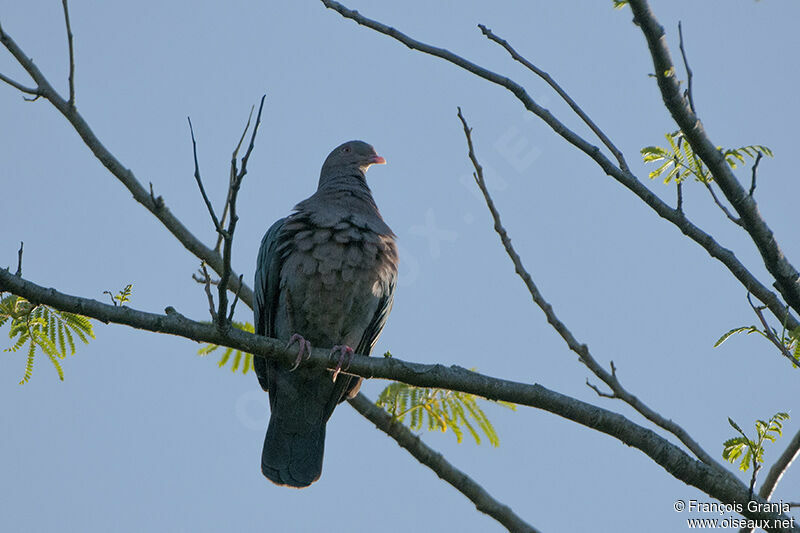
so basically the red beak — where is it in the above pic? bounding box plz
[370,155,387,165]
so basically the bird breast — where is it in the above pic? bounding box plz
[277,219,397,349]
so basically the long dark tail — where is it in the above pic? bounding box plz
[261,409,327,488]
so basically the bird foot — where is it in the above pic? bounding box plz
[330,345,354,382]
[286,333,312,371]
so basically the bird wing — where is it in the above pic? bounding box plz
[253,216,287,392]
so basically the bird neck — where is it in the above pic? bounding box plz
[315,172,379,210]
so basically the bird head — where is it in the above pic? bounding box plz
[321,140,386,177]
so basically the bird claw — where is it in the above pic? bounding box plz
[330,345,354,383]
[286,333,312,371]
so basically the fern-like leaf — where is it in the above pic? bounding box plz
[376,379,515,446]
[197,321,254,374]
[723,412,790,472]
[2,296,94,384]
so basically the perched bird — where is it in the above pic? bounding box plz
[253,140,397,488]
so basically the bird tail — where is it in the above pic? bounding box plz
[261,412,327,488]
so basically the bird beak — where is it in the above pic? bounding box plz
[370,155,387,165]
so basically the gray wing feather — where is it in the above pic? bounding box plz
[254,217,286,392]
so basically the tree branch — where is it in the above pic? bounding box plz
[320,0,800,348]
[628,0,800,315]
[759,427,800,501]
[348,394,539,533]
[215,95,265,327]
[0,71,40,96]
[703,179,742,226]
[0,268,795,530]
[749,151,763,198]
[747,293,799,366]
[0,24,253,308]
[188,117,223,233]
[61,0,75,108]
[458,107,721,469]
[677,21,695,114]
[478,24,628,173]
[15,241,23,277]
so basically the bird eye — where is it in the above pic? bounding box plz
[342,146,351,153]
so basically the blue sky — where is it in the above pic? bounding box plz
[1,1,799,531]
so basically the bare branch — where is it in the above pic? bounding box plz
[749,151,763,197]
[478,24,629,173]
[61,0,75,108]
[348,394,539,533]
[320,0,799,345]
[227,274,244,323]
[586,379,616,399]
[676,181,683,213]
[15,241,23,277]
[629,0,800,315]
[1,266,795,529]
[187,117,224,233]
[0,71,40,96]
[198,262,217,322]
[457,107,722,468]
[677,21,694,114]
[102,290,117,306]
[215,95,266,328]
[703,179,742,226]
[748,293,799,365]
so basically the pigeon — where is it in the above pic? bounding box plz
[253,140,398,488]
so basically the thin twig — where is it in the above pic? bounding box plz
[216,105,254,252]
[749,151,763,197]
[61,0,75,108]
[102,290,117,306]
[747,293,798,365]
[15,241,23,276]
[148,182,162,209]
[676,181,683,212]
[349,394,540,533]
[0,72,40,96]
[758,424,800,500]
[703,179,742,226]
[456,106,721,469]
[227,274,244,323]
[677,21,694,114]
[216,96,265,327]
[478,24,629,173]
[192,271,219,286]
[199,262,217,321]
[187,117,223,233]
[586,379,616,399]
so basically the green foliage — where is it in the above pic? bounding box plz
[197,321,254,374]
[1,294,94,384]
[612,0,628,8]
[376,380,516,446]
[641,130,772,184]
[723,412,790,472]
[104,284,133,306]
[713,325,765,347]
[714,314,800,366]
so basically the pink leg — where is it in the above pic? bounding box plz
[286,333,312,371]
[330,345,354,382]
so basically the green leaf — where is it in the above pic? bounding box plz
[376,378,515,446]
[197,321,255,374]
[714,326,758,347]
[2,297,94,384]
